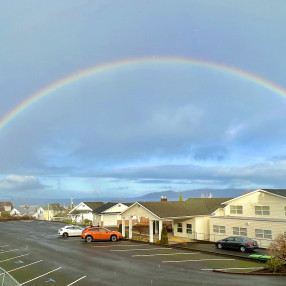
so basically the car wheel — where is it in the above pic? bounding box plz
[86,236,93,243]
[62,232,68,238]
[110,235,117,242]
[217,243,223,249]
[240,246,246,252]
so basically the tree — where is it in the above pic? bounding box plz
[133,223,146,239]
[178,193,183,202]
[160,226,168,245]
[267,233,286,262]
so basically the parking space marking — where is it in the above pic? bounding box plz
[132,252,198,257]
[0,248,19,254]
[111,248,172,252]
[0,253,30,262]
[0,245,8,248]
[20,266,62,285]
[67,275,87,286]
[162,258,236,263]
[201,267,264,271]
[8,260,43,273]
[93,244,148,248]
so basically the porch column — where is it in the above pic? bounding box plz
[154,221,159,234]
[149,219,154,243]
[122,217,125,238]
[129,216,133,239]
[101,215,104,227]
[158,219,163,241]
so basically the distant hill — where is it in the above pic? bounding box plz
[10,188,249,206]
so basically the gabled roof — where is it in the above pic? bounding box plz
[131,198,232,219]
[222,189,286,204]
[93,202,117,214]
[0,201,14,212]
[82,202,104,211]
[14,206,41,215]
[43,203,65,211]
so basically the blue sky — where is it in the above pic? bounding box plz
[0,0,286,200]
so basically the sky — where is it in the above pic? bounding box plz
[0,0,286,201]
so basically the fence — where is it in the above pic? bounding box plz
[187,232,273,248]
[0,267,19,286]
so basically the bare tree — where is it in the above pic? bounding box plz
[268,233,286,262]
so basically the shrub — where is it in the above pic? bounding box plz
[265,257,285,273]
[160,226,168,245]
[118,223,122,233]
[267,233,286,263]
[84,219,92,225]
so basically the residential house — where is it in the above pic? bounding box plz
[0,201,14,216]
[93,202,133,227]
[120,198,230,242]
[209,189,286,247]
[43,203,66,221]
[10,205,44,220]
[68,202,104,224]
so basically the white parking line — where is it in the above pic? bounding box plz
[111,248,172,252]
[201,267,264,271]
[93,244,148,248]
[0,245,8,248]
[0,254,30,262]
[162,258,236,263]
[8,260,43,273]
[20,267,62,285]
[132,252,199,257]
[67,275,87,286]
[0,249,18,254]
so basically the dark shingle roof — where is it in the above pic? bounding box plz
[0,201,14,212]
[262,189,286,198]
[93,202,117,214]
[139,198,232,218]
[43,203,65,211]
[83,202,104,211]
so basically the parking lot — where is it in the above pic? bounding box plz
[0,221,285,285]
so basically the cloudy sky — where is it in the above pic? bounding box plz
[1,0,286,201]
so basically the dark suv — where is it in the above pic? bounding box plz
[215,236,258,252]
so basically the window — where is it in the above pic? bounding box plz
[213,225,225,234]
[230,205,243,214]
[177,223,183,233]
[255,229,272,239]
[186,224,192,234]
[233,227,247,236]
[99,229,106,232]
[255,206,270,215]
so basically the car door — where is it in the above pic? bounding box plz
[73,226,82,236]
[234,237,243,249]
[224,237,235,249]
[98,228,110,240]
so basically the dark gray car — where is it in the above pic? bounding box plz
[215,236,258,252]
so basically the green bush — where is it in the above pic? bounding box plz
[160,226,168,245]
[265,257,285,272]
[84,219,92,225]
[118,223,122,233]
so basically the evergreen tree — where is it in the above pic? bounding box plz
[160,226,168,245]
[178,193,183,201]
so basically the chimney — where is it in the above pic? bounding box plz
[161,196,167,202]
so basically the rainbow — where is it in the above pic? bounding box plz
[1,56,286,131]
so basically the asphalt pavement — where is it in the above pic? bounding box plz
[0,221,285,286]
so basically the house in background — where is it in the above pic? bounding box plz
[43,203,66,221]
[10,205,44,220]
[0,201,15,216]
[93,202,133,227]
[209,189,286,247]
[68,201,104,224]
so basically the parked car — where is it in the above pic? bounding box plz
[81,226,122,243]
[58,225,84,238]
[215,236,258,252]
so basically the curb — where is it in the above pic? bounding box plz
[213,269,286,276]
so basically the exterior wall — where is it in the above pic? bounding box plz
[209,216,286,248]
[121,203,158,221]
[173,216,210,240]
[224,191,286,219]
[104,203,129,213]
[10,209,20,216]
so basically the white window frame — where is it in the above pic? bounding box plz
[255,206,270,215]
[213,225,226,234]
[186,223,192,234]
[233,227,247,236]
[255,229,272,239]
[230,205,243,214]
[177,222,183,233]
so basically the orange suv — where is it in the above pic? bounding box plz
[81,226,122,243]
